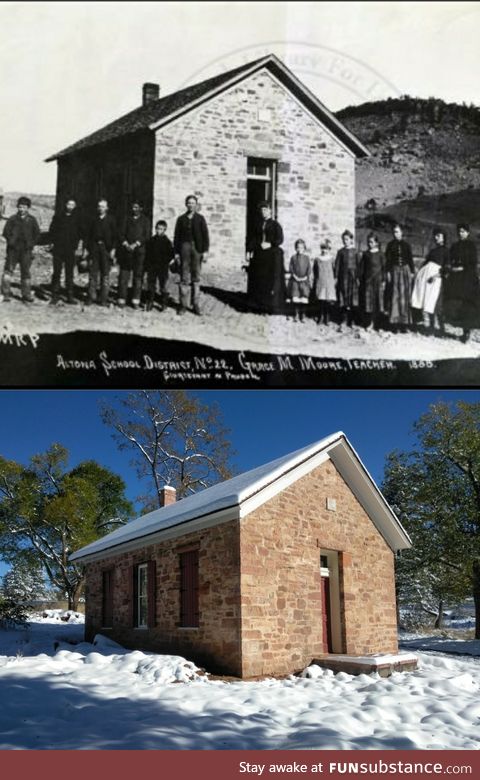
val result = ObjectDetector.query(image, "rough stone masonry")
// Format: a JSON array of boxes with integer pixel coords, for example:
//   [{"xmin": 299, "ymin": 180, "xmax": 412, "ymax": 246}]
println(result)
[{"xmin": 153, "ymin": 70, "xmax": 355, "ymax": 268}]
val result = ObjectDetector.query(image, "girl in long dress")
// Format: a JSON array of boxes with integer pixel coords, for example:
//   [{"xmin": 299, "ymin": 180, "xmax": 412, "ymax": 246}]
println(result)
[
  {"xmin": 410, "ymin": 227, "xmax": 447, "ymax": 334},
  {"xmin": 288, "ymin": 239, "xmax": 311, "ymax": 322},
  {"xmin": 442, "ymin": 223, "xmax": 480, "ymax": 343},
  {"xmin": 385, "ymin": 223, "xmax": 415, "ymax": 332},
  {"xmin": 313, "ymin": 239, "xmax": 336, "ymax": 325},
  {"xmin": 359, "ymin": 232, "xmax": 386, "ymax": 330},
  {"xmin": 334, "ymin": 229, "xmax": 360, "ymax": 329}
]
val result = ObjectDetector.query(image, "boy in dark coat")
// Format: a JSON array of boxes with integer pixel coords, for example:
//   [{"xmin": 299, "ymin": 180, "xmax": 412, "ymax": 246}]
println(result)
[
  {"xmin": 86, "ymin": 199, "xmax": 117, "ymax": 306},
  {"xmin": 173, "ymin": 195, "xmax": 209, "ymax": 315},
  {"xmin": 2, "ymin": 196, "xmax": 41, "ymax": 303},
  {"xmin": 48, "ymin": 197, "xmax": 84, "ymax": 304},
  {"xmin": 145, "ymin": 220, "xmax": 174, "ymax": 311},
  {"xmin": 118, "ymin": 200, "xmax": 151, "ymax": 308}
]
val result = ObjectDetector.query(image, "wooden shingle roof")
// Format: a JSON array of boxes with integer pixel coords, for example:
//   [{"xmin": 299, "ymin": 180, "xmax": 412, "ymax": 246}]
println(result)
[{"xmin": 46, "ymin": 54, "xmax": 369, "ymax": 161}]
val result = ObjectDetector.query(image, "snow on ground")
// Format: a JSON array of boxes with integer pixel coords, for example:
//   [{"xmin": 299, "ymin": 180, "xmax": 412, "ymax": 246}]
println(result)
[{"xmin": 0, "ymin": 613, "xmax": 479, "ymax": 750}]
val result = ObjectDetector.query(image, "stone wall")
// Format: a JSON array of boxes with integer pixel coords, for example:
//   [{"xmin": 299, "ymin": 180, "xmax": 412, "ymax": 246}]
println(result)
[
  {"xmin": 84, "ymin": 518, "xmax": 242, "ymax": 675},
  {"xmin": 83, "ymin": 457, "xmax": 397, "ymax": 679},
  {"xmin": 239, "ymin": 459, "xmax": 398, "ymax": 677},
  {"xmin": 153, "ymin": 68, "xmax": 355, "ymax": 268}
]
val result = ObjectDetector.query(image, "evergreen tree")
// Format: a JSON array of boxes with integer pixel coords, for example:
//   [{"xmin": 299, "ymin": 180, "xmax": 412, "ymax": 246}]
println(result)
[{"xmin": 1, "ymin": 556, "xmax": 49, "ymax": 605}]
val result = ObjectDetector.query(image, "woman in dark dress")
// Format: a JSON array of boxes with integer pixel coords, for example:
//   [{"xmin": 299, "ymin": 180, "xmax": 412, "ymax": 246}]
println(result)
[
  {"xmin": 359, "ymin": 232, "xmax": 386, "ymax": 330},
  {"xmin": 443, "ymin": 223, "xmax": 480, "ymax": 343},
  {"xmin": 246, "ymin": 202, "xmax": 285, "ymax": 312},
  {"xmin": 385, "ymin": 223, "xmax": 415, "ymax": 332}
]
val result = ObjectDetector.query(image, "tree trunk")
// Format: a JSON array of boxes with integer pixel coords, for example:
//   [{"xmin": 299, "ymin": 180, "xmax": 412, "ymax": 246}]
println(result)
[
  {"xmin": 434, "ymin": 599, "xmax": 444, "ymax": 629},
  {"xmin": 67, "ymin": 581, "xmax": 83, "ymax": 611},
  {"xmin": 473, "ymin": 559, "xmax": 480, "ymax": 640}
]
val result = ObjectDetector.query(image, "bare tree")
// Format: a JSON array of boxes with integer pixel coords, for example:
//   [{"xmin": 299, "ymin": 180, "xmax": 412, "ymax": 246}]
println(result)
[{"xmin": 99, "ymin": 391, "xmax": 236, "ymax": 510}]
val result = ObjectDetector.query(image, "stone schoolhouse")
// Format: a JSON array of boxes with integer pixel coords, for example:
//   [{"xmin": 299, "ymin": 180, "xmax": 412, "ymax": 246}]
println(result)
[
  {"xmin": 46, "ymin": 54, "xmax": 369, "ymax": 267},
  {"xmin": 70, "ymin": 432, "xmax": 410, "ymax": 678}
]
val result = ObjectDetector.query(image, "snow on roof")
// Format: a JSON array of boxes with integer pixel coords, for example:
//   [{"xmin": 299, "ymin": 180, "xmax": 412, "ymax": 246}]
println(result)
[{"xmin": 70, "ymin": 431, "xmax": 410, "ymax": 563}]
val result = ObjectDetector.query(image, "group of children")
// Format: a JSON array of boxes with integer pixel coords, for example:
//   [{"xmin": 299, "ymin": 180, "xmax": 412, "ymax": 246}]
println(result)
[{"xmin": 286, "ymin": 224, "xmax": 450, "ymax": 335}]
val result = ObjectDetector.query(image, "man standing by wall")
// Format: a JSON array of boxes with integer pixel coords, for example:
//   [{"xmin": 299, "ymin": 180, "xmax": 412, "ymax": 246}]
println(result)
[
  {"xmin": 1, "ymin": 196, "xmax": 41, "ymax": 303},
  {"xmin": 48, "ymin": 197, "xmax": 84, "ymax": 304},
  {"xmin": 86, "ymin": 199, "xmax": 117, "ymax": 306},
  {"xmin": 173, "ymin": 195, "xmax": 209, "ymax": 315},
  {"xmin": 118, "ymin": 200, "xmax": 151, "ymax": 308}
]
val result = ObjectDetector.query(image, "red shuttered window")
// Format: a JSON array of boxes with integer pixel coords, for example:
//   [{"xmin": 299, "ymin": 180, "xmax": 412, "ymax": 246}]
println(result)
[
  {"xmin": 102, "ymin": 569, "xmax": 113, "ymax": 628},
  {"xmin": 180, "ymin": 550, "xmax": 199, "ymax": 627}
]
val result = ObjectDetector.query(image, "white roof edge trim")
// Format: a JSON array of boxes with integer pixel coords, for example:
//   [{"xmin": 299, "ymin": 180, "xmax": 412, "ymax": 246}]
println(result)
[
  {"xmin": 69, "ymin": 431, "xmax": 344, "ymax": 563},
  {"xmin": 69, "ymin": 430, "xmax": 409, "ymax": 562},
  {"xmin": 328, "ymin": 441, "xmax": 411, "ymax": 551},
  {"xmin": 69, "ymin": 506, "xmax": 240, "ymax": 565},
  {"xmin": 239, "ymin": 450, "xmax": 331, "ymax": 519}
]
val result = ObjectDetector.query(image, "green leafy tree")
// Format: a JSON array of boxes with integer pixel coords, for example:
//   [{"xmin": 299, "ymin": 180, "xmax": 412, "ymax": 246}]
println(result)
[
  {"xmin": 0, "ymin": 444, "xmax": 133, "ymax": 609},
  {"xmin": 100, "ymin": 391, "xmax": 236, "ymax": 510},
  {"xmin": 382, "ymin": 402, "xmax": 480, "ymax": 636}
]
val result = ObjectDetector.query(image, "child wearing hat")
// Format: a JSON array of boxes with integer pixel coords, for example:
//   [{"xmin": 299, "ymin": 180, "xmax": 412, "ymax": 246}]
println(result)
[{"xmin": 1, "ymin": 196, "xmax": 41, "ymax": 303}]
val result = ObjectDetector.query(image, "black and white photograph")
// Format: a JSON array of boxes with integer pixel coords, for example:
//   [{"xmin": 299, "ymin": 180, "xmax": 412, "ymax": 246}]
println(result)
[{"xmin": 1, "ymin": 1, "xmax": 480, "ymax": 386}]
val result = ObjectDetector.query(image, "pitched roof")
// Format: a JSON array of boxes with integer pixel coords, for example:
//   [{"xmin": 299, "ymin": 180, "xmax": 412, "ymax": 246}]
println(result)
[
  {"xmin": 46, "ymin": 54, "xmax": 369, "ymax": 162},
  {"xmin": 70, "ymin": 432, "xmax": 410, "ymax": 564}
]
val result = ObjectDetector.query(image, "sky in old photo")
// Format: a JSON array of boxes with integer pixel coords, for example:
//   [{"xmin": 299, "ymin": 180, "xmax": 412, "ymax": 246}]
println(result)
[{"xmin": 0, "ymin": 1, "xmax": 479, "ymax": 193}]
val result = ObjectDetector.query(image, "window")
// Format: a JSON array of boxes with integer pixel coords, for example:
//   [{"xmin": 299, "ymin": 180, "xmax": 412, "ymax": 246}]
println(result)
[
  {"xmin": 246, "ymin": 156, "xmax": 278, "ymax": 244},
  {"xmin": 137, "ymin": 563, "xmax": 148, "ymax": 628},
  {"xmin": 131, "ymin": 560, "xmax": 156, "ymax": 629},
  {"xmin": 180, "ymin": 550, "xmax": 199, "ymax": 628},
  {"xmin": 102, "ymin": 569, "xmax": 113, "ymax": 628}
]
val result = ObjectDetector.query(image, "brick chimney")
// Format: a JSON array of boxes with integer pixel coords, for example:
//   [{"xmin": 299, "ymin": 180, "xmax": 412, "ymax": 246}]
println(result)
[
  {"xmin": 159, "ymin": 485, "xmax": 176, "ymax": 507},
  {"xmin": 142, "ymin": 82, "xmax": 160, "ymax": 106}
]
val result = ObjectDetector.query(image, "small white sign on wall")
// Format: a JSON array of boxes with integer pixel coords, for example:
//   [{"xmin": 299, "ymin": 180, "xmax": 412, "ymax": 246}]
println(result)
[
  {"xmin": 326, "ymin": 497, "xmax": 337, "ymax": 511},
  {"xmin": 258, "ymin": 108, "xmax": 272, "ymax": 122}
]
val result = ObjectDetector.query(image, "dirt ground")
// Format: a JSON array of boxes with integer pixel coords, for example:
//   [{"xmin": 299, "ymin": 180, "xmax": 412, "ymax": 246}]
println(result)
[{"xmin": 1, "ymin": 244, "xmax": 480, "ymax": 363}]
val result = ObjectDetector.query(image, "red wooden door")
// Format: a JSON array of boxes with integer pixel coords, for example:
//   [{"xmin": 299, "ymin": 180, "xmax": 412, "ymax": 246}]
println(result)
[{"xmin": 321, "ymin": 575, "xmax": 333, "ymax": 653}]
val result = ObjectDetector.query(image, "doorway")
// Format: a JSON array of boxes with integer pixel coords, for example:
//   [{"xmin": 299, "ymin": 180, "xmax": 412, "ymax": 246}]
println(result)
[
  {"xmin": 246, "ymin": 157, "xmax": 277, "ymax": 248},
  {"xmin": 319, "ymin": 550, "xmax": 343, "ymax": 654}
]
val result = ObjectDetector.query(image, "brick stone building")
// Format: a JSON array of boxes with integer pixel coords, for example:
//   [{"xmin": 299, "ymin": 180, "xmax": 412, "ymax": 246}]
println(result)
[
  {"xmin": 46, "ymin": 54, "xmax": 369, "ymax": 268},
  {"xmin": 71, "ymin": 432, "xmax": 410, "ymax": 678}
]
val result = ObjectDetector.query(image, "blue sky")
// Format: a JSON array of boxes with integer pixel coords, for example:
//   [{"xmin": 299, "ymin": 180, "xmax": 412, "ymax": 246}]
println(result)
[{"xmin": 1, "ymin": 389, "xmax": 479, "ymax": 576}]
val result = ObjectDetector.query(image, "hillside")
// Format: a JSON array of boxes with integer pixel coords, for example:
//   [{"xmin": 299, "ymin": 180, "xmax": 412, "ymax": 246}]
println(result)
[
  {"xmin": 338, "ymin": 96, "xmax": 480, "ymax": 207},
  {"xmin": 337, "ymin": 96, "xmax": 480, "ymax": 254}
]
